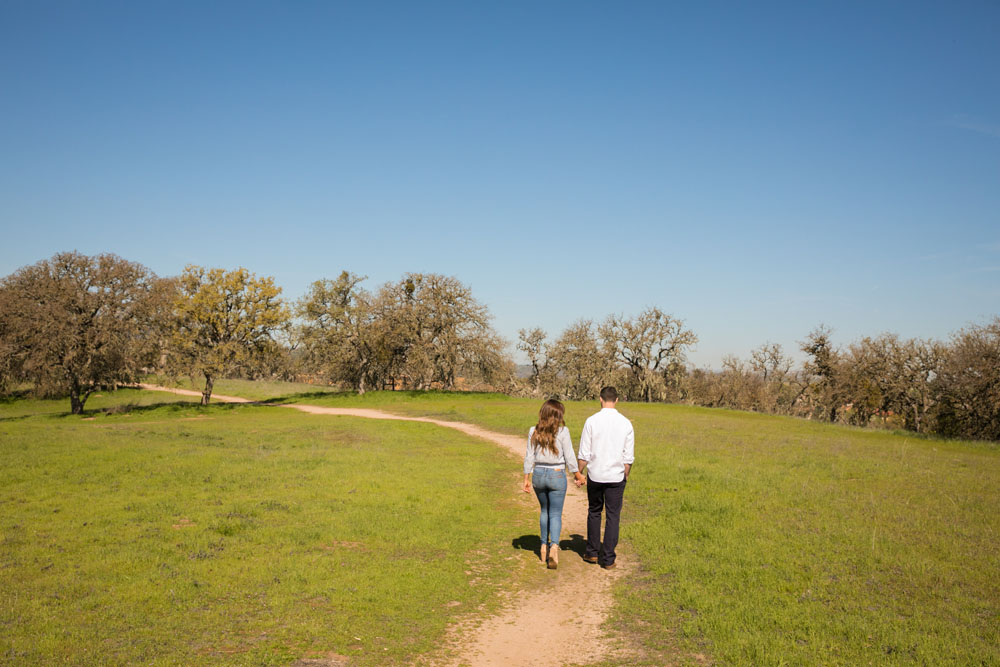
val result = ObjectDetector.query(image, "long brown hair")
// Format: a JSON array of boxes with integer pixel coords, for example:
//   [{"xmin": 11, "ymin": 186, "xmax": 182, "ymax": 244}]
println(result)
[{"xmin": 531, "ymin": 399, "xmax": 565, "ymax": 456}]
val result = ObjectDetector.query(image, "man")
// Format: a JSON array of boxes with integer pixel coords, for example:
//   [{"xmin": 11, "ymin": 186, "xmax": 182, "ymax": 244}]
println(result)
[{"xmin": 576, "ymin": 386, "xmax": 634, "ymax": 570}]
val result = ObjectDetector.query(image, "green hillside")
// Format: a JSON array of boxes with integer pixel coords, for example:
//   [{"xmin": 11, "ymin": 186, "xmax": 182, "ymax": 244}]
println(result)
[
  {"xmin": 283, "ymin": 388, "xmax": 1000, "ymax": 664},
  {"xmin": 3, "ymin": 383, "xmax": 997, "ymax": 665}
]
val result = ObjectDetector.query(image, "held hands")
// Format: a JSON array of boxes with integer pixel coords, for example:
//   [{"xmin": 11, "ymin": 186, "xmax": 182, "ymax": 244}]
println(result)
[{"xmin": 573, "ymin": 472, "xmax": 586, "ymax": 487}]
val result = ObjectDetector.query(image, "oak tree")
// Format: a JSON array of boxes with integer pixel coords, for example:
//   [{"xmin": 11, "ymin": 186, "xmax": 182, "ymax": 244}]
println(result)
[
  {"xmin": 935, "ymin": 317, "xmax": 1000, "ymax": 441},
  {"xmin": 391, "ymin": 273, "xmax": 505, "ymax": 390},
  {"xmin": 544, "ymin": 319, "xmax": 610, "ymax": 400},
  {"xmin": 0, "ymin": 252, "xmax": 165, "ymax": 413},
  {"xmin": 298, "ymin": 272, "xmax": 510, "ymax": 393},
  {"xmin": 170, "ymin": 265, "xmax": 289, "ymax": 404},
  {"xmin": 599, "ymin": 307, "xmax": 698, "ymax": 402},
  {"xmin": 297, "ymin": 271, "xmax": 381, "ymax": 393}
]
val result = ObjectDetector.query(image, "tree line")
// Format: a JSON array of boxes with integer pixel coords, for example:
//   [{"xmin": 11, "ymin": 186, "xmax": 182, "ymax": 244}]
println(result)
[
  {"xmin": 1, "ymin": 251, "xmax": 997, "ymax": 442},
  {"xmin": 0, "ymin": 252, "xmax": 510, "ymax": 411},
  {"xmin": 683, "ymin": 324, "xmax": 999, "ymax": 442}
]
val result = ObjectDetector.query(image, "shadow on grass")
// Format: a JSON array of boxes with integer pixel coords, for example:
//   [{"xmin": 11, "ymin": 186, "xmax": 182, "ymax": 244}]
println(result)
[
  {"xmin": 0, "ymin": 414, "xmax": 37, "ymax": 423},
  {"xmin": 92, "ymin": 401, "xmax": 253, "ymax": 417},
  {"xmin": 4, "ymin": 385, "xmax": 515, "ymax": 422},
  {"xmin": 0, "ymin": 389, "xmax": 33, "ymax": 404},
  {"xmin": 512, "ymin": 534, "xmax": 541, "ymax": 555},
  {"xmin": 512, "ymin": 533, "xmax": 587, "ymax": 558},
  {"xmin": 258, "ymin": 389, "xmax": 513, "ymax": 404},
  {"xmin": 0, "ymin": 400, "xmax": 260, "ymax": 422},
  {"xmin": 259, "ymin": 391, "xmax": 355, "ymax": 404}
]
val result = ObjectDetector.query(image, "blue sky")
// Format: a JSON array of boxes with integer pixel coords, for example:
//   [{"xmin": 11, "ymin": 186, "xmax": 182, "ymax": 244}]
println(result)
[{"xmin": 2, "ymin": 1, "xmax": 998, "ymax": 367}]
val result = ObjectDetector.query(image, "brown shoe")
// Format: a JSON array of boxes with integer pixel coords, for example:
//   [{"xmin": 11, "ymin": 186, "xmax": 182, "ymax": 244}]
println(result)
[
  {"xmin": 600, "ymin": 562, "xmax": 617, "ymax": 570},
  {"xmin": 547, "ymin": 546, "xmax": 559, "ymax": 570},
  {"xmin": 582, "ymin": 555, "xmax": 598, "ymax": 564}
]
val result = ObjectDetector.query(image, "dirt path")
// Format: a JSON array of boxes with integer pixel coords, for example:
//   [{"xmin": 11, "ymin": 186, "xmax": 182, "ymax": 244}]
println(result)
[{"xmin": 138, "ymin": 385, "xmax": 631, "ymax": 666}]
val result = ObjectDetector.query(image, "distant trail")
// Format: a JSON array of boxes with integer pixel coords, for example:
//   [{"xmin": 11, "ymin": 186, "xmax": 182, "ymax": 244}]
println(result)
[
  {"xmin": 137, "ymin": 385, "xmax": 256, "ymax": 404},
  {"xmin": 139, "ymin": 384, "xmax": 631, "ymax": 666}
]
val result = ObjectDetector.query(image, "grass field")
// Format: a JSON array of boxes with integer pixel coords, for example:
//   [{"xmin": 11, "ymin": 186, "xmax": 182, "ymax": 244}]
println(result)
[
  {"xmin": 0, "ymin": 386, "xmax": 202, "ymax": 420},
  {"xmin": 275, "ymin": 389, "xmax": 1000, "ymax": 665},
  {"xmin": 0, "ymin": 390, "xmax": 530, "ymax": 665},
  {"xmin": 3, "ymin": 383, "xmax": 998, "ymax": 665},
  {"xmin": 143, "ymin": 375, "xmax": 343, "ymax": 402}
]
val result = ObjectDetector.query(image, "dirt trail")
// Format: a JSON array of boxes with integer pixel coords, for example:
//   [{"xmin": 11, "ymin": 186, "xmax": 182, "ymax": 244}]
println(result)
[{"xmin": 138, "ymin": 384, "xmax": 630, "ymax": 666}]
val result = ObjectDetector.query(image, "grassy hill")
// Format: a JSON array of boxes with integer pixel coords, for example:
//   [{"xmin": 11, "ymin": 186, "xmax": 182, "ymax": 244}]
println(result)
[
  {"xmin": 0, "ymin": 389, "xmax": 529, "ymax": 665},
  {"xmin": 3, "ymin": 381, "xmax": 998, "ymax": 664},
  {"xmin": 270, "ymin": 387, "xmax": 1000, "ymax": 664}
]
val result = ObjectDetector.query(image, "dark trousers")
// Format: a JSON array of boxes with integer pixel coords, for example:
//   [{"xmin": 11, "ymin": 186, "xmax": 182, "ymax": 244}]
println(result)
[{"xmin": 585, "ymin": 476, "xmax": 626, "ymax": 566}]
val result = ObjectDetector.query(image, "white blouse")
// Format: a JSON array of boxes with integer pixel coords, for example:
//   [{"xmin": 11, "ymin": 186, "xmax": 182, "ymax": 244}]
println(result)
[{"xmin": 523, "ymin": 426, "xmax": 579, "ymax": 474}]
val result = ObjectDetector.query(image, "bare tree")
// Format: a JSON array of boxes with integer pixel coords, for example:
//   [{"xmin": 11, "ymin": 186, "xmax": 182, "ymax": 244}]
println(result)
[
  {"xmin": 821, "ymin": 333, "xmax": 941, "ymax": 431},
  {"xmin": 840, "ymin": 336, "xmax": 894, "ymax": 426},
  {"xmin": 170, "ymin": 265, "xmax": 289, "ymax": 404},
  {"xmin": 748, "ymin": 342, "xmax": 795, "ymax": 412},
  {"xmin": 0, "ymin": 307, "xmax": 16, "ymax": 394},
  {"xmin": 897, "ymin": 338, "xmax": 943, "ymax": 433},
  {"xmin": 800, "ymin": 325, "xmax": 841, "ymax": 422},
  {"xmin": 0, "ymin": 252, "xmax": 165, "ymax": 413},
  {"xmin": 719, "ymin": 354, "xmax": 762, "ymax": 410},
  {"xmin": 543, "ymin": 319, "xmax": 610, "ymax": 400},
  {"xmin": 517, "ymin": 327, "xmax": 547, "ymax": 393},
  {"xmin": 599, "ymin": 307, "xmax": 698, "ymax": 402},
  {"xmin": 935, "ymin": 317, "xmax": 1000, "ymax": 441},
  {"xmin": 683, "ymin": 342, "xmax": 799, "ymax": 414},
  {"xmin": 749, "ymin": 342, "xmax": 792, "ymax": 384}
]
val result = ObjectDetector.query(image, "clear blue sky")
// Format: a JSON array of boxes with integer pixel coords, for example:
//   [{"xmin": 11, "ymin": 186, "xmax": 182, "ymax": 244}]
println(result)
[{"xmin": 2, "ymin": 1, "xmax": 998, "ymax": 367}]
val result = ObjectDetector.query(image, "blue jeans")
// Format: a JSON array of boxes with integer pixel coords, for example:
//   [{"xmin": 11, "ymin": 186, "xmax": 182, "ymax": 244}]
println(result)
[{"xmin": 532, "ymin": 467, "xmax": 567, "ymax": 548}]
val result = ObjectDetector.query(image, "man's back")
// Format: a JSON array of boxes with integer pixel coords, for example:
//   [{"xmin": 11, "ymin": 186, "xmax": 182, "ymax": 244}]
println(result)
[{"xmin": 578, "ymin": 407, "xmax": 634, "ymax": 483}]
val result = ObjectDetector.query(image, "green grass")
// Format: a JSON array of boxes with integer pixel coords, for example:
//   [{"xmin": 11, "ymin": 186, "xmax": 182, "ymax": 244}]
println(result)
[
  {"xmin": 259, "ymin": 385, "xmax": 1000, "ymax": 665},
  {"xmin": 144, "ymin": 375, "xmax": 342, "ymax": 402},
  {"xmin": 0, "ymin": 387, "xmax": 201, "ymax": 420},
  {"xmin": 269, "ymin": 389, "xmax": 531, "ymax": 433},
  {"xmin": 8, "ymin": 380, "xmax": 998, "ymax": 664},
  {"xmin": 616, "ymin": 405, "xmax": 1000, "ymax": 665},
  {"xmin": 0, "ymin": 392, "xmax": 530, "ymax": 665}
]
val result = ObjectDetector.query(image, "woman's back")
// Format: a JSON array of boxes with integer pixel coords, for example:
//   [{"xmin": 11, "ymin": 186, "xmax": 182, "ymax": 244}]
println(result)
[{"xmin": 526, "ymin": 425, "xmax": 574, "ymax": 468}]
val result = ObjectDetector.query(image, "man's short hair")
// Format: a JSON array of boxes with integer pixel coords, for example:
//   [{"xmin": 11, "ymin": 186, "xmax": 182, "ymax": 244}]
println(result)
[{"xmin": 600, "ymin": 386, "xmax": 618, "ymax": 402}]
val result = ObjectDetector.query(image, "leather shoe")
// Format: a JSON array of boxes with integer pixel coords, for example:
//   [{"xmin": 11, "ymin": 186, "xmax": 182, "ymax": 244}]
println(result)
[
  {"xmin": 600, "ymin": 562, "xmax": 617, "ymax": 570},
  {"xmin": 582, "ymin": 555, "xmax": 598, "ymax": 564}
]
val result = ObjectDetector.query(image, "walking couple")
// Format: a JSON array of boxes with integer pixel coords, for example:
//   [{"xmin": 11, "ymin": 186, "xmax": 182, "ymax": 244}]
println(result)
[{"xmin": 521, "ymin": 386, "xmax": 634, "ymax": 570}]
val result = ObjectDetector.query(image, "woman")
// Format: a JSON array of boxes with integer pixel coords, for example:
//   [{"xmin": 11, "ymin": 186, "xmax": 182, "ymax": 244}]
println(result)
[{"xmin": 522, "ymin": 399, "xmax": 585, "ymax": 569}]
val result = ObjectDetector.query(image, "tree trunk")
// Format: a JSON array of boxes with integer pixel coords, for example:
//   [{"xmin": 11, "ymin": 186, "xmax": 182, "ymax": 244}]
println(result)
[
  {"xmin": 69, "ymin": 379, "xmax": 89, "ymax": 414},
  {"xmin": 202, "ymin": 373, "xmax": 214, "ymax": 405},
  {"xmin": 70, "ymin": 388, "xmax": 84, "ymax": 415}
]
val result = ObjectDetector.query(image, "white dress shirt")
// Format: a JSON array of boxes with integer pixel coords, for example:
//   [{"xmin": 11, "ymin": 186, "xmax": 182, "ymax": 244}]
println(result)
[{"xmin": 578, "ymin": 407, "xmax": 634, "ymax": 483}]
